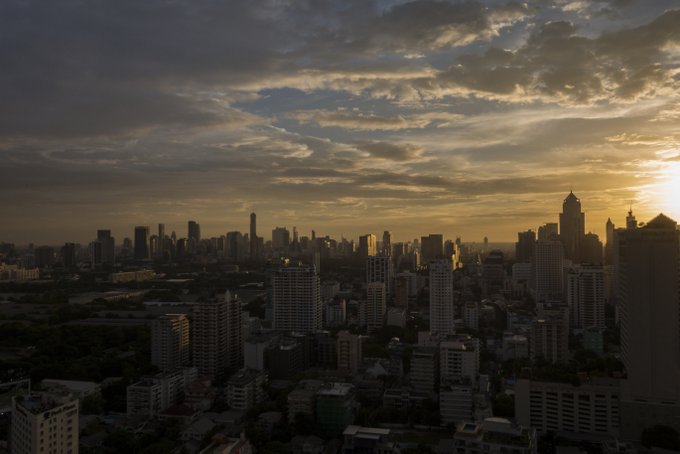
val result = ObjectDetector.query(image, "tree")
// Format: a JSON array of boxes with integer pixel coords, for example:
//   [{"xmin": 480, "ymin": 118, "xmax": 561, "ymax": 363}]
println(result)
[{"xmin": 492, "ymin": 393, "xmax": 514, "ymax": 418}]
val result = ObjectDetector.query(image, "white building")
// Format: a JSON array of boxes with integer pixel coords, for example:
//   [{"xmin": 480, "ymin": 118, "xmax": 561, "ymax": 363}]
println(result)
[
  {"xmin": 126, "ymin": 367, "xmax": 197, "ymax": 418},
  {"xmin": 11, "ymin": 393, "xmax": 79, "ymax": 454},
  {"xmin": 440, "ymin": 381, "xmax": 474, "ymax": 425},
  {"xmin": 440, "ymin": 336, "xmax": 479, "ymax": 386},
  {"xmin": 515, "ymin": 377, "xmax": 620, "ymax": 437},
  {"xmin": 272, "ymin": 265, "xmax": 321, "ymax": 333},
  {"xmin": 429, "ymin": 259, "xmax": 455, "ymax": 335}
]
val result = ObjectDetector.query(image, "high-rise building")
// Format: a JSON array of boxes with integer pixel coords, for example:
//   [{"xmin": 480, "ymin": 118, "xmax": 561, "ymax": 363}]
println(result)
[
  {"xmin": 581, "ymin": 232, "xmax": 603, "ymax": 264},
  {"xmin": 61, "ymin": 242, "xmax": 77, "ymax": 269},
  {"xmin": 152, "ymin": 314, "xmax": 190, "ymax": 372},
  {"xmin": 440, "ymin": 336, "xmax": 479, "ymax": 385},
  {"xmin": 537, "ymin": 222, "xmax": 559, "ymax": 241},
  {"xmin": 364, "ymin": 282, "xmax": 386, "ymax": 333},
  {"xmin": 11, "ymin": 393, "xmax": 79, "ymax": 454},
  {"xmin": 382, "ymin": 231, "xmax": 392, "ymax": 256},
  {"xmin": 616, "ymin": 214, "xmax": 680, "ymax": 434},
  {"xmin": 567, "ymin": 265, "xmax": 606, "ymax": 329},
  {"xmin": 157, "ymin": 224, "xmax": 165, "ymax": 257},
  {"xmin": 410, "ymin": 347, "xmax": 439, "ymax": 396},
  {"xmin": 272, "ymin": 265, "xmax": 321, "ymax": 332},
  {"xmin": 559, "ymin": 191, "xmax": 585, "ymax": 262},
  {"xmin": 530, "ymin": 316, "xmax": 569, "ymax": 364},
  {"xmin": 604, "ymin": 218, "xmax": 615, "ymax": 265},
  {"xmin": 358, "ymin": 234, "xmax": 377, "ymax": 259},
  {"xmin": 429, "ymin": 259, "xmax": 455, "ymax": 335},
  {"xmin": 337, "ymin": 331, "xmax": 362, "ymax": 375},
  {"xmin": 366, "ymin": 255, "xmax": 394, "ymax": 295},
  {"xmin": 188, "ymin": 220, "xmax": 201, "ymax": 243},
  {"xmin": 533, "ymin": 239, "xmax": 564, "ymax": 302},
  {"xmin": 272, "ymin": 227, "xmax": 290, "ymax": 252},
  {"xmin": 421, "ymin": 234, "xmax": 444, "ymax": 262},
  {"xmin": 134, "ymin": 226, "xmax": 150, "ymax": 260},
  {"xmin": 96, "ymin": 229, "xmax": 115, "ymax": 265},
  {"xmin": 34, "ymin": 246, "xmax": 55, "ymax": 268},
  {"xmin": 192, "ymin": 293, "xmax": 243, "ymax": 380},
  {"xmin": 516, "ymin": 230, "xmax": 536, "ymax": 262},
  {"xmin": 250, "ymin": 212, "xmax": 258, "ymax": 260}
]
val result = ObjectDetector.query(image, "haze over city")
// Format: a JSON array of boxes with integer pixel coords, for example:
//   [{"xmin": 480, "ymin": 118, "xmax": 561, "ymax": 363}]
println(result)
[{"xmin": 3, "ymin": 0, "xmax": 680, "ymax": 244}]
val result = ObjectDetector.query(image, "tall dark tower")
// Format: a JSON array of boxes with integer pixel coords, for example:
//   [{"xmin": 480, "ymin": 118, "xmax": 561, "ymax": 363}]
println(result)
[
  {"xmin": 250, "ymin": 212, "xmax": 258, "ymax": 261},
  {"xmin": 134, "ymin": 226, "xmax": 150, "ymax": 260},
  {"xmin": 559, "ymin": 191, "xmax": 585, "ymax": 262}
]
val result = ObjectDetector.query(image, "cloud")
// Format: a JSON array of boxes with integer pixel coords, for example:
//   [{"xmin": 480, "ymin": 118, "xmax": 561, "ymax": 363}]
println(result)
[
  {"xmin": 355, "ymin": 142, "xmax": 425, "ymax": 161},
  {"xmin": 288, "ymin": 110, "xmax": 463, "ymax": 130}
]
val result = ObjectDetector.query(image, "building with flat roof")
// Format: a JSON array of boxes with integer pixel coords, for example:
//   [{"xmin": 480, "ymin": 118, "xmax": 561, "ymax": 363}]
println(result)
[
  {"xmin": 315, "ymin": 383, "xmax": 355, "ymax": 437},
  {"xmin": 152, "ymin": 314, "xmax": 190, "ymax": 372},
  {"xmin": 11, "ymin": 393, "xmax": 79, "ymax": 454},
  {"xmin": 226, "ymin": 369, "xmax": 267, "ymax": 411},
  {"xmin": 453, "ymin": 417, "xmax": 537, "ymax": 454},
  {"xmin": 342, "ymin": 425, "xmax": 398, "ymax": 454}
]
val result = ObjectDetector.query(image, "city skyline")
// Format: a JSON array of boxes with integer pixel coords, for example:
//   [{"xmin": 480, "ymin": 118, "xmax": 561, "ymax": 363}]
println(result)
[{"xmin": 3, "ymin": 1, "xmax": 680, "ymax": 243}]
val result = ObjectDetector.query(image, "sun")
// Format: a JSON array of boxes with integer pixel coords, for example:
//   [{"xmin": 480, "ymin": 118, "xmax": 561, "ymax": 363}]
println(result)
[{"xmin": 654, "ymin": 161, "xmax": 680, "ymax": 221}]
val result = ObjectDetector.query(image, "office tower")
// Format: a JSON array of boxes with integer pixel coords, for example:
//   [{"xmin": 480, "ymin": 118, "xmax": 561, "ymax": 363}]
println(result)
[
  {"xmin": 421, "ymin": 234, "xmax": 444, "ymax": 262},
  {"xmin": 533, "ymin": 239, "xmax": 564, "ymax": 302},
  {"xmin": 537, "ymin": 222, "xmax": 559, "ymax": 241},
  {"xmin": 605, "ymin": 218, "xmax": 615, "ymax": 265},
  {"xmin": 530, "ymin": 316, "xmax": 569, "ymax": 364},
  {"xmin": 272, "ymin": 226, "xmax": 290, "ymax": 251},
  {"xmin": 188, "ymin": 220, "xmax": 201, "ymax": 243},
  {"xmin": 272, "ymin": 265, "xmax": 321, "ymax": 332},
  {"xmin": 152, "ymin": 314, "xmax": 190, "ymax": 372},
  {"xmin": 364, "ymin": 282, "xmax": 386, "ymax": 333},
  {"xmin": 61, "ymin": 242, "xmax": 77, "ymax": 269},
  {"xmin": 382, "ymin": 230, "xmax": 392, "ymax": 256},
  {"xmin": 581, "ymin": 232, "xmax": 603, "ymax": 264},
  {"xmin": 481, "ymin": 250, "xmax": 505, "ymax": 296},
  {"xmin": 440, "ymin": 336, "xmax": 480, "ymax": 385},
  {"xmin": 157, "ymin": 224, "xmax": 165, "ymax": 256},
  {"xmin": 617, "ymin": 214, "xmax": 680, "ymax": 434},
  {"xmin": 337, "ymin": 330, "xmax": 362, "ymax": 375},
  {"xmin": 134, "ymin": 226, "xmax": 150, "ymax": 260},
  {"xmin": 559, "ymin": 191, "xmax": 585, "ymax": 262},
  {"xmin": 11, "ymin": 393, "xmax": 79, "ymax": 454},
  {"xmin": 515, "ymin": 230, "xmax": 536, "ymax": 262},
  {"xmin": 429, "ymin": 259, "xmax": 455, "ymax": 335},
  {"xmin": 463, "ymin": 302, "xmax": 479, "ymax": 331},
  {"xmin": 395, "ymin": 275, "xmax": 409, "ymax": 308},
  {"xmin": 192, "ymin": 294, "xmax": 243, "ymax": 379},
  {"xmin": 358, "ymin": 234, "xmax": 377, "ymax": 259},
  {"xmin": 96, "ymin": 229, "xmax": 115, "ymax": 265},
  {"xmin": 34, "ymin": 246, "xmax": 55, "ymax": 268},
  {"xmin": 226, "ymin": 231, "xmax": 247, "ymax": 262},
  {"xmin": 567, "ymin": 265, "xmax": 606, "ymax": 329},
  {"xmin": 366, "ymin": 255, "xmax": 394, "ymax": 295},
  {"xmin": 250, "ymin": 212, "xmax": 258, "ymax": 260}
]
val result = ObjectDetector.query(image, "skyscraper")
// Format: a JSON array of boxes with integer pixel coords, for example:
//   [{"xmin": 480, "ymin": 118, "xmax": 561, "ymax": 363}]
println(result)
[
  {"xmin": 515, "ymin": 230, "xmax": 536, "ymax": 262},
  {"xmin": 559, "ymin": 191, "xmax": 585, "ymax": 262},
  {"xmin": 272, "ymin": 227, "xmax": 291, "ymax": 252},
  {"xmin": 192, "ymin": 293, "xmax": 243, "ymax": 380},
  {"xmin": 250, "ymin": 212, "xmax": 258, "ymax": 260},
  {"xmin": 421, "ymin": 234, "xmax": 444, "ymax": 262},
  {"xmin": 537, "ymin": 222, "xmax": 559, "ymax": 241},
  {"xmin": 358, "ymin": 234, "xmax": 377, "ymax": 259},
  {"xmin": 429, "ymin": 259, "xmax": 455, "ymax": 335},
  {"xmin": 567, "ymin": 265, "xmax": 606, "ymax": 329},
  {"xmin": 366, "ymin": 255, "xmax": 394, "ymax": 295},
  {"xmin": 134, "ymin": 226, "xmax": 150, "ymax": 260},
  {"xmin": 272, "ymin": 265, "xmax": 321, "ymax": 332},
  {"xmin": 617, "ymin": 214, "xmax": 680, "ymax": 434},
  {"xmin": 533, "ymin": 239, "xmax": 564, "ymax": 302},
  {"xmin": 158, "ymin": 223, "xmax": 165, "ymax": 257},
  {"xmin": 97, "ymin": 229, "xmax": 115, "ymax": 265},
  {"xmin": 188, "ymin": 220, "xmax": 201, "ymax": 243},
  {"xmin": 152, "ymin": 314, "xmax": 190, "ymax": 372},
  {"xmin": 364, "ymin": 282, "xmax": 386, "ymax": 333},
  {"xmin": 382, "ymin": 230, "xmax": 392, "ymax": 256},
  {"xmin": 604, "ymin": 218, "xmax": 615, "ymax": 265}
]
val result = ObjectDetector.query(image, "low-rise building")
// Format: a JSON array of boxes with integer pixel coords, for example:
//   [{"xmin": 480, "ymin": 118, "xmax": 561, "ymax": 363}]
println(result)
[
  {"xmin": 126, "ymin": 367, "xmax": 197, "ymax": 418},
  {"xmin": 226, "ymin": 369, "xmax": 267, "ymax": 411},
  {"xmin": 453, "ymin": 418, "xmax": 537, "ymax": 454},
  {"xmin": 315, "ymin": 383, "xmax": 355, "ymax": 437},
  {"xmin": 342, "ymin": 425, "xmax": 399, "ymax": 454}
]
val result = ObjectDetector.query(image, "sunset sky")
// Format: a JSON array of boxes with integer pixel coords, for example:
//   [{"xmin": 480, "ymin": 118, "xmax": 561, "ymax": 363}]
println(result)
[{"xmin": 2, "ymin": 0, "xmax": 680, "ymax": 244}]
